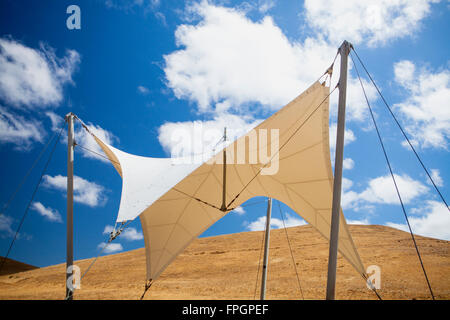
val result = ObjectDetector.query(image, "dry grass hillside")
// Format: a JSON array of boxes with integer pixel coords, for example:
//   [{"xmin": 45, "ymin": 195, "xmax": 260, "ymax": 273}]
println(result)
[
  {"xmin": 0, "ymin": 225, "xmax": 449, "ymax": 300},
  {"xmin": 0, "ymin": 257, "xmax": 37, "ymax": 276}
]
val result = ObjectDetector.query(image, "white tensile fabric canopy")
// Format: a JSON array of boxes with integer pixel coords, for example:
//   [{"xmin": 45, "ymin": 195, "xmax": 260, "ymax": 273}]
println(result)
[{"xmin": 92, "ymin": 81, "xmax": 365, "ymax": 282}]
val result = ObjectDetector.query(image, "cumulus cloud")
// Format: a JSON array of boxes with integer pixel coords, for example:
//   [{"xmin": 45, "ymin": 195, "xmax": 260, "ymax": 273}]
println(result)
[
  {"xmin": 74, "ymin": 122, "xmax": 117, "ymax": 163},
  {"xmin": 343, "ymin": 158, "xmax": 355, "ymax": 170},
  {"xmin": 0, "ymin": 107, "xmax": 44, "ymax": 149},
  {"xmin": 103, "ymin": 225, "xmax": 115, "ymax": 235},
  {"xmin": 258, "ymin": 0, "xmax": 275, "ymax": 13},
  {"xmin": 339, "ymin": 76, "xmax": 378, "ymax": 122},
  {"xmin": 164, "ymin": 2, "xmax": 336, "ymax": 114},
  {"xmin": 43, "ymin": 174, "xmax": 107, "ymax": 207},
  {"xmin": 359, "ymin": 174, "xmax": 428, "ymax": 204},
  {"xmin": 0, "ymin": 37, "xmax": 80, "ymax": 108},
  {"xmin": 31, "ymin": 202, "xmax": 62, "ymax": 223},
  {"xmin": 393, "ymin": 60, "xmax": 450, "ymax": 149},
  {"xmin": 137, "ymin": 85, "xmax": 150, "ymax": 95},
  {"xmin": 0, "ymin": 37, "xmax": 79, "ymax": 149},
  {"xmin": 233, "ymin": 206, "xmax": 245, "ymax": 215},
  {"xmin": 121, "ymin": 228, "xmax": 144, "ymax": 240},
  {"xmin": 0, "ymin": 213, "xmax": 31, "ymax": 240},
  {"xmin": 160, "ymin": 2, "xmax": 380, "ymax": 158},
  {"xmin": 386, "ymin": 201, "xmax": 450, "ymax": 240},
  {"xmin": 329, "ymin": 122, "xmax": 356, "ymax": 152},
  {"xmin": 429, "ymin": 169, "xmax": 444, "ymax": 187},
  {"xmin": 304, "ymin": 0, "xmax": 441, "ymax": 47},
  {"xmin": 45, "ymin": 111, "xmax": 64, "ymax": 132},
  {"xmin": 0, "ymin": 213, "xmax": 15, "ymax": 238},
  {"xmin": 245, "ymin": 213, "xmax": 306, "ymax": 231},
  {"xmin": 342, "ymin": 174, "xmax": 428, "ymax": 211},
  {"xmin": 97, "ymin": 241, "xmax": 123, "ymax": 254},
  {"xmin": 346, "ymin": 218, "xmax": 370, "ymax": 225}
]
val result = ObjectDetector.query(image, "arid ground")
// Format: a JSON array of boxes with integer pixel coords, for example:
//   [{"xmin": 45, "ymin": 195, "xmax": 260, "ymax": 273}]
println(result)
[{"xmin": 0, "ymin": 225, "xmax": 449, "ymax": 300}]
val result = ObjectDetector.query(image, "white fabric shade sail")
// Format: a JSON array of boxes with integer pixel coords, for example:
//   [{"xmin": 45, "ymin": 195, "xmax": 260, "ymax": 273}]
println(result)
[{"xmin": 91, "ymin": 81, "xmax": 366, "ymax": 281}]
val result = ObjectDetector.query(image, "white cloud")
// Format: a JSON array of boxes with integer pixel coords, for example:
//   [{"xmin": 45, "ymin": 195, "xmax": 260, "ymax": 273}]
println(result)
[
  {"xmin": 329, "ymin": 123, "xmax": 356, "ymax": 151},
  {"xmin": 31, "ymin": 202, "xmax": 62, "ymax": 223},
  {"xmin": 342, "ymin": 177, "xmax": 353, "ymax": 191},
  {"xmin": 360, "ymin": 174, "xmax": 428, "ymax": 205},
  {"xmin": 43, "ymin": 174, "xmax": 107, "ymax": 207},
  {"xmin": 304, "ymin": 0, "xmax": 441, "ymax": 47},
  {"xmin": 429, "ymin": 169, "xmax": 444, "ymax": 187},
  {"xmin": 329, "ymin": 123, "xmax": 357, "ymax": 162},
  {"xmin": 158, "ymin": 112, "xmax": 262, "ymax": 157},
  {"xmin": 103, "ymin": 225, "xmax": 114, "ymax": 235},
  {"xmin": 121, "ymin": 227, "xmax": 144, "ymax": 240},
  {"xmin": 233, "ymin": 206, "xmax": 245, "ymax": 215},
  {"xmin": 164, "ymin": 2, "xmax": 336, "ymax": 114},
  {"xmin": 137, "ymin": 85, "xmax": 150, "ymax": 95},
  {"xmin": 386, "ymin": 201, "xmax": 450, "ymax": 240},
  {"xmin": 0, "ymin": 213, "xmax": 31, "ymax": 240},
  {"xmin": 160, "ymin": 1, "xmax": 382, "ymax": 171},
  {"xmin": 341, "ymin": 189, "xmax": 360, "ymax": 210},
  {"xmin": 246, "ymin": 213, "xmax": 306, "ymax": 231},
  {"xmin": 0, "ymin": 213, "xmax": 14, "ymax": 238},
  {"xmin": 342, "ymin": 174, "xmax": 428, "ymax": 211},
  {"xmin": 45, "ymin": 111, "xmax": 64, "ymax": 132},
  {"xmin": 347, "ymin": 218, "xmax": 370, "ymax": 225},
  {"xmin": 0, "ymin": 37, "xmax": 80, "ymax": 108},
  {"xmin": 394, "ymin": 60, "xmax": 450, "ymax": 149},
  {"xmin": 258, "ymin": 0, "xmax": 275, "ymax": 13},
  {"xmin": 394, "ymin": 60, "xmax": 416, "ymax": 89},
  {"xmin": 0, "ymin": 107, "xmax": 44, "ymax": 149},
  {"xmin": 343, "ymin": 158, "xmax": 355, "ymax": 170},
  {"xmin": 75, "ymin": 122, "xmax": 117, "ymax": 163},
  {"xmin": 341, "ymin": 76, "xmax": 378, "ymax": 122},
  {"xmin": 97, "ymin": 241, "xmax": 123, "ymax": 254}
]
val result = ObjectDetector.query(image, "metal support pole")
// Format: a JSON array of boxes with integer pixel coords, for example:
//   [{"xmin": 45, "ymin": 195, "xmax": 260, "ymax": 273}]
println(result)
[
  {"xmin": 260, "ymin": 197, "xmax": 272, "ymax": 300},
  {"xmin": 65, "ymin": 112, "xmax": 74, "ymax": 300},
  {"xmin": 220, "ymin": 127, "xmax": 227, "ymax": 211},
  {"xmin": 326, "ymin": 40, "xmax": 350, "ymax": 300}
]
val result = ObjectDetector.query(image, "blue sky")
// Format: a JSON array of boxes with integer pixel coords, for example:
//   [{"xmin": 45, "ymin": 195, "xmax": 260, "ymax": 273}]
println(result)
[{"xmin": 0, "ymin": 0, "xmax": 449, "ymax": 268}]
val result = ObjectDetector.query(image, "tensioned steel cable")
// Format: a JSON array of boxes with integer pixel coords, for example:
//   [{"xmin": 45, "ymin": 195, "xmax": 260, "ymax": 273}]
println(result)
[
  {"xmin": 80, "ymin": 221, "xmax": 132, "ymax": 281},
  {"xmin": 74, "ymin": 143, "xmax": 120, "ymax": 165},
  {"xmin": 276, "ymin": 200, "xmax": 304, "ymax": 300},
  {"xmin": 350, "ymin": 50, "xmax": 435, "ymax": 300},
  {"xmin": 0, "ymin": 127, "xmax": 62, "ymax": 216},
  {"xmin": 361, "ymin": 273, "xmax": 383, "ymax": 300},
  {"xmin": 227, "ymin": 85, "xmax": 338, "ymax": 209},
  {"xmin": 0, "ymin": 126, "xmax": 64, "ymax": 274},
  {"xmin": 351, "ymin": 47, "xmax": 449, "ymax": 213},
  {"xmin": 65, "ymin": 220, "xmax": 134, "ymax": 300}
]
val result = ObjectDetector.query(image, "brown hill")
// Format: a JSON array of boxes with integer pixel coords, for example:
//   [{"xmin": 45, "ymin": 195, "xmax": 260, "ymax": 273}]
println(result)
[
  {"xmin": 0, "ymin": 257, "xmax": 37, "ymax": 276},
  {"xmin": 0, "ymin": 225, "xmax": 449, "ymax": 300}
]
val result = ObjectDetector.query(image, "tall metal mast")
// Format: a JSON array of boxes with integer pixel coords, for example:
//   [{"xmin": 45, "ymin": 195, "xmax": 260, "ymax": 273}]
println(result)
[
  {"xmin": 326, "ymin": 40, "xmax": 350, "ymax": 300},
  {"xmin": 260, "ymin": 197, "xmax": 272, "ymax": 300},
  {"xmin": 220, "ymin": 127, "xmax": 227, "ymax": 211},
  {"xmin": 65, "ymin": 112, "xmax": 75, "ymax": 300}
]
